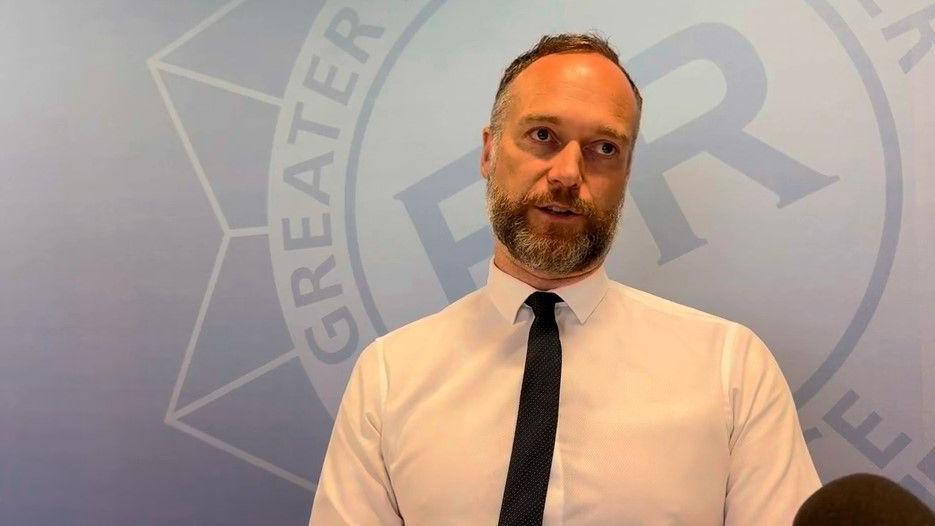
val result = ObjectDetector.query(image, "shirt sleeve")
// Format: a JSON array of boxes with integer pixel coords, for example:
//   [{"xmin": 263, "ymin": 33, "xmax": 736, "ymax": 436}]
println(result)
[
  {"xmin": 309, "ymin": 339, "xmax": 402, "ymax": 526},
  {"xmin": 722, "ymin": 324, "xmax": 822, "ymax": 526}
]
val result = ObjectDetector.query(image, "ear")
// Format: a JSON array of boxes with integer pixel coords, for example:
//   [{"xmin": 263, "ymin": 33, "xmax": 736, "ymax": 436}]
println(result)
[{"xmin": 481, "ymin": 126, "xmax": 493, "ymax": 180}]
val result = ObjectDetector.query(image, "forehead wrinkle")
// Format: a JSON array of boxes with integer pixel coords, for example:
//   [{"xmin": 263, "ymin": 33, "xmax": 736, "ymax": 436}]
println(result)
[
  {"xmin": 502, "ymin": 61, "xmax": 638, "ymax": 142},
  {"xmin": 517, "ymin": 56, "xmax": 638, "ymax": 110},
  {"xmin": 518, "ymin": 113, "xmax": 561, "ymax": 126}
]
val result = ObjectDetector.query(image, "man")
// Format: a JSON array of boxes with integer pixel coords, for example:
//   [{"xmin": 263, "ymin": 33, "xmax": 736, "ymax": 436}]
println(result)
[{"xmin": 310, "ymin": 33, "xmax": 821, "ymax": 525}]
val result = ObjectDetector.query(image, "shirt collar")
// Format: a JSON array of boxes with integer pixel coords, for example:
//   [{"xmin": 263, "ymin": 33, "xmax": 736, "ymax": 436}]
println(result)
[{"xmin": 485, "ymin": 259, "xmax": 610, "ymax": 325}]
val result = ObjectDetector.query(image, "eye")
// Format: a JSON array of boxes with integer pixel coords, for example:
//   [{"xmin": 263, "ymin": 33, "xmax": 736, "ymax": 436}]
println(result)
[
  {"xmin": 531, "ymin": 127, "xmax": 553, "ymax": 142},
  {"xmin": 595, "ymin": 141, "xmax": 618, "ymax": 156}
]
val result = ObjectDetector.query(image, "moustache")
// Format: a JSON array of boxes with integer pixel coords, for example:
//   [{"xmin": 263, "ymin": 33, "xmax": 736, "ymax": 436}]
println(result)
[{"xmin": 521, "ymin": 191, "xmax": 597, "ymax": 216}]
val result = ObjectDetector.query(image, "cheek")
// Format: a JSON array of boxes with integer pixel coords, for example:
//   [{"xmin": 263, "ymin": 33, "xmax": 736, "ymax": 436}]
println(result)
[
  {"xmin": 494, "ymin": 154, "xmax": 546, "ymax": 197},
  {"xmin": 583, "ymin": 177, "xmax": 627, "ymax": 208}
]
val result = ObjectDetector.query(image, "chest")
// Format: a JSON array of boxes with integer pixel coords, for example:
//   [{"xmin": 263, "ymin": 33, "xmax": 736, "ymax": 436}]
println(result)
[{"xmin": 382, "ymin": 344, "xmax": 731, "ymax": 525}]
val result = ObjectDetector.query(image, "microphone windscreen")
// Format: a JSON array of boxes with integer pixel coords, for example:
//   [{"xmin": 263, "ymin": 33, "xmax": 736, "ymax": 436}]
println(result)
[{"xmin": 793, "ymin": 473, "xmax": 935, "ymax": 526}]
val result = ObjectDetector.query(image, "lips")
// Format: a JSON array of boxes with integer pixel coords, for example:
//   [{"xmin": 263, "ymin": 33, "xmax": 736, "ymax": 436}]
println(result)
[{"xmin": 535, "ymin": 204, "xmax": 580, "ymax": 217}]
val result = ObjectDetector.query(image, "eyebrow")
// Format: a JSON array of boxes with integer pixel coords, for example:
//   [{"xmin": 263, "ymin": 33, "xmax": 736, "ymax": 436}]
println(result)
[{"xmin": 518, "ymin": 113, "xmax": 631, "ymax": 145}]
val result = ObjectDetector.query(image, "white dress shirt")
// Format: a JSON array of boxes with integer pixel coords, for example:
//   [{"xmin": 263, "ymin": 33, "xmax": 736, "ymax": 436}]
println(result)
[{"xmin": 309, "ymin": 261, "xmax": 821, "ymax": 525}]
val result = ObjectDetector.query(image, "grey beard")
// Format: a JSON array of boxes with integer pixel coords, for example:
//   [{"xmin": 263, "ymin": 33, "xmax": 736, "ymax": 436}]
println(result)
[{"xmin": 486, "ymin": 176, "xmax": 620, "ymax": 276}]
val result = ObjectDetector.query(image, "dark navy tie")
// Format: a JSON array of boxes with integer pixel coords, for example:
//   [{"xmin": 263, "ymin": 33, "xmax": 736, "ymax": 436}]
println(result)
[{"xmin": 498, "ymin": 292, "xmax": 563, "ymax": 526}]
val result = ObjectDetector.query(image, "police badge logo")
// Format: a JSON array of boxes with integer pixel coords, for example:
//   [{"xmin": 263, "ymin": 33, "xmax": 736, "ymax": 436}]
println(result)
[{"xmin": 151, "ymin": 0, "xmax": 911, "ymax": 493}]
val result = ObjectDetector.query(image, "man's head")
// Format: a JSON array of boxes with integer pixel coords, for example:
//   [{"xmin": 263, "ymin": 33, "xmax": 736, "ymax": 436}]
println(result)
[{"xmin": 482, "ymin": 33, "xmax": 642, "ymax": 278}]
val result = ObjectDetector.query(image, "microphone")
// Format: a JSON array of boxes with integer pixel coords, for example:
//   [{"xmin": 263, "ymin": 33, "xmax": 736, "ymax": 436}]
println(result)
[{"xmin": 793, "ymin": 473, "xmax": 935, "ymax": 525}]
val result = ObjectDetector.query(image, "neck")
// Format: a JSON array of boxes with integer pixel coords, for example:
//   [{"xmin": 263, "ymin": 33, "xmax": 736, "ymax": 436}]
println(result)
[{"xmin": 493, "ymin": 242, "xmax": 602, "ymax": 291}]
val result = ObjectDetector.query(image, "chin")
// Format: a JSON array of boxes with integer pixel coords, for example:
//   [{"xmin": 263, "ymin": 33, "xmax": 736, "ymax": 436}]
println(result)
[{"xmin": 538, "ymin": 222, "xmax": 586, "ymax": 238}]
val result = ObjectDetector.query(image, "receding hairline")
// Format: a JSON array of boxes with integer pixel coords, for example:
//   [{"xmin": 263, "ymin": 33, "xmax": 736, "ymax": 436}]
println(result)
[
  {"xmin": 500, "ymin": 50, "xmax": 641, "ymax": 108},
  {"xmin": 489, "ymin": 33, "xmax": 643, "ymax": 138},
  {"xmin": 490, "ymin": 50, "xmax": 642, "ymax": 143}
]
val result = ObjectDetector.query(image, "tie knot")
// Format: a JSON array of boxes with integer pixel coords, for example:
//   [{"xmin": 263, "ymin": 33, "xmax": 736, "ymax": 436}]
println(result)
[{"xmin": 524, "ymin": 291, "xmax": 562, "ymax": 320}]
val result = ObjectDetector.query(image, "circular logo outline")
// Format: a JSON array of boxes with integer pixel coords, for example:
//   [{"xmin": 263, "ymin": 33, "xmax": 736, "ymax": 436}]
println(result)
[{"xmin": 340, "ymin": 0, "xmax": 904, "ymax": 409}]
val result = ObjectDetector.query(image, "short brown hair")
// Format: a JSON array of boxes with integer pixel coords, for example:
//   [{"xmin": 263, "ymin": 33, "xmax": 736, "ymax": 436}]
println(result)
[{"xmin": 489, "ymin": 32, "xmax": 643, "ymax": 137}]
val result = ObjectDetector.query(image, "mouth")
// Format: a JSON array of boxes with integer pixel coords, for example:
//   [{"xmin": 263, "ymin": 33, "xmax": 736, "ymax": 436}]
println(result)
[{"xmin": 534, "ymin": 204, "xmax": 582, "ymax": 219}]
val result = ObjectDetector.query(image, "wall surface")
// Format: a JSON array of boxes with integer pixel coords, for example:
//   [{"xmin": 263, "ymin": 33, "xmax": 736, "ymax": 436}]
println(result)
[{"xmin": 1, "ymin": 1, "xmax": 934, "ymax": 524}]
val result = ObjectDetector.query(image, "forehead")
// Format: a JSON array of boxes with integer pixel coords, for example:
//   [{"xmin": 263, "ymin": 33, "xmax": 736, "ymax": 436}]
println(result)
[{"xmin": 507, "ymin": 52, "xmax": 639, "ymax": 134}]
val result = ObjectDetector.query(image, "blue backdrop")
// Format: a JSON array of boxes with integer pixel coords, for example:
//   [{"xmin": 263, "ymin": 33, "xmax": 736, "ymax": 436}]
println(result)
[{"xmin": 1, "ymin": 1, "xmax": 933, "ymax": 524}]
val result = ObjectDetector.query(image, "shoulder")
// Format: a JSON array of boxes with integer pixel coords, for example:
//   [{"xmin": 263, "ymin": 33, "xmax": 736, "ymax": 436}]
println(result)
[
  {"xmin": 603, "ymin": 280, "xmax": 772, "ymax": 363},
  {"xmin": 610, "ymin": 280, "xmax": 731, "ymax": 322},
  {"xmin": 385, "ymin": 288, "xmax": 491, "ymax": 338},
  {"xmin": 605, "ymin": 280, "xmax": 744, "ymax": 333},
  {"xmin": 368, "ymin": 287, "xmax": 498, "ymax": 360}
]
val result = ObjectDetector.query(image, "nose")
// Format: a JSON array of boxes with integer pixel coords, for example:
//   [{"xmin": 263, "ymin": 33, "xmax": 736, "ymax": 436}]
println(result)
[{"xmin": 547, "ymin": 141, "xmax": 584, "ymax": 190}]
